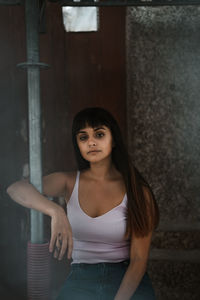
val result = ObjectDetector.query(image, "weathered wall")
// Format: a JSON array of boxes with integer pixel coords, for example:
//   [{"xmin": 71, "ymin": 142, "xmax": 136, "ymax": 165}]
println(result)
[
  {"xmin": 126, "ymin": 6, "xmax": 200, "ymax": 300},
  {"xmin": 0, "ymin": 3, "xmax": 126, "ymax": 300},
  {"xmin": 40, "ymin": 3, "xmax": 127, "ymax": 175}
]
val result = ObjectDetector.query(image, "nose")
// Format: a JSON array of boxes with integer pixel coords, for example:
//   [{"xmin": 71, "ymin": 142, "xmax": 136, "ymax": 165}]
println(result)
[{"xmin": 88, "ymin": 137, "xmax": 96, "ymax": 147}]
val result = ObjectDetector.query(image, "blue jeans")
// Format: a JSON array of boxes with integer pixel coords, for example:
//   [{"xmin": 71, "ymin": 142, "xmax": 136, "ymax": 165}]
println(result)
[{"xmin": 56, "ymin": 260, "xmax": 156, "ymax": 300}]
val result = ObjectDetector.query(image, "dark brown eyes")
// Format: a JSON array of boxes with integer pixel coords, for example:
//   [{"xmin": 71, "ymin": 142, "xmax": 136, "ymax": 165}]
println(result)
[{"xmin": 78, "ymin": 132, "xmax": 105, "ymax": 141}]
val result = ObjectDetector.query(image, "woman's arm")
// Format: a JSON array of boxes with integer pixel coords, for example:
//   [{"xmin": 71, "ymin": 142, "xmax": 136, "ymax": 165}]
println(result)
[
  {"xmin": 114, "ymin": 231, "xmax": 152, "ymax": 300},
  {"xmin": 114, "ymin": 186, "xmax": 154, "ymax": 300},
  {"xmin": 6, "ymin": 172, "xmax": 73, "ymax": 260}
]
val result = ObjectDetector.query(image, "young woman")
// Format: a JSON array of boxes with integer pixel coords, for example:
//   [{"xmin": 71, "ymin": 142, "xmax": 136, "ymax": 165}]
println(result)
[{"xmin": 7, "ymin": 107, "xmax": 159, "ymax": 300}]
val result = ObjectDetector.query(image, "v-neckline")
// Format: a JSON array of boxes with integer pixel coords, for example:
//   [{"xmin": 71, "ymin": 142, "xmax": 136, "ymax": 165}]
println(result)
[{"xmin": 77, "ymin": 171, "xmax": 127, "ymax": 220}]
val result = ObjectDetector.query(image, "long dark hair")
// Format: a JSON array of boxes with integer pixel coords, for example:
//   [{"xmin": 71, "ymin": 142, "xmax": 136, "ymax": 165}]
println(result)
[{"xmin": 72, "ymin": 107, "xmax": 159, "ymax": 238}]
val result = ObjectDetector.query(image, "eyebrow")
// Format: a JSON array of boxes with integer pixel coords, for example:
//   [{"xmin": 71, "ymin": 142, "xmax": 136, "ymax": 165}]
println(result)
[{"xmin": 77, "ymin": 127, "xmax": 106, "ymax": 134}]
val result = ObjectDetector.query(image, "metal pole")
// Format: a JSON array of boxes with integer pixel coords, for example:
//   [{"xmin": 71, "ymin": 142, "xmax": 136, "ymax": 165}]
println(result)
[
  {"xmin": 17, "ymin": 2, "xmax": 51, "ymax": 298},
  {"xmin": 25, "ymin": 0, "xmax": 43, "ymax": 244}
]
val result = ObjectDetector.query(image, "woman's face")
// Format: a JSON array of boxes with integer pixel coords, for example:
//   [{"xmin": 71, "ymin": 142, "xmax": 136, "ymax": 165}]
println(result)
[{"xmin": 76, "ymin": 125, "xmax": 114, "ymax": 164}]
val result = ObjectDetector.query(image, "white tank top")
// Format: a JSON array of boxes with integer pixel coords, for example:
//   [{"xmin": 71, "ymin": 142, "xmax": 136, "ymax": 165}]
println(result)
[{"xmin": 67, "ymin": 171, "xmax": 130, "ymax": 264}]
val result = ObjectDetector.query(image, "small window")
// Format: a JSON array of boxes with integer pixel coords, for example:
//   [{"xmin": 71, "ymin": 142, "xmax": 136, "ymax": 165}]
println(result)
[{"xmin": 62, "ymin": 0, "xmax": 99, "ymax": 32}]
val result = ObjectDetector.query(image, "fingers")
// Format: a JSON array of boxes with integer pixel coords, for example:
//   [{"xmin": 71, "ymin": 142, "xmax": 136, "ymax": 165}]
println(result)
[
  {"xmin": 50, "ymin": 214, "xmax": 73, "ymax": 260},
  {"xmin": 49, "ymin": 233, "xmax": 56, "ymax": 253},
  {"xmin": 58, "ymin": 233, "xmax": 73, "ymax": 260},
  {"xmin": 54, "ymin": 235, "xmax": 62, "ymax": 259},
  {"xmin": 67, "ymin": 235, "xmax": 73, "ymax": 260},
  {"xmin": 50, "ymin": 233, "xmax": 73, "ymax": 260},
  {"xmin": 58, "ymin": 236, "xmax": 67, "ymax": 260}
]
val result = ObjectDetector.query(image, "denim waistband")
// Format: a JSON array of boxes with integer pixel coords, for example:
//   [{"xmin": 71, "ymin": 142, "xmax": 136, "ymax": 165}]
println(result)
[{"xmin": 71, "ymin": 259, "xmax": 130, "ymax": 269}]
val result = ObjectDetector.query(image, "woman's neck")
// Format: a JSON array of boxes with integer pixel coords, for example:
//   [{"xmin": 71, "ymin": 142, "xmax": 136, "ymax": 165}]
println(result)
[{"xmin": 87, "ymin": 160, "xmax": 118, "ymax": 181}]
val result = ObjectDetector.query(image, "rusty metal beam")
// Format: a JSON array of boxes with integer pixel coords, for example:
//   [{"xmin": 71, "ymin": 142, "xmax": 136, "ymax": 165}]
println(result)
[{"xmin": 57, "ymin": 0, "xmax": 200, "ymax": 7}]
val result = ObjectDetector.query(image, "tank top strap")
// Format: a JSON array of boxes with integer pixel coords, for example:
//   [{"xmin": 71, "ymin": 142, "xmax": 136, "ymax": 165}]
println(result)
[
  {"xmin": 77, "ymin": 170, "xmax": 80, "ymax": 188},
  {"xmin": 77, "ymin": 170, "xmax": 80, "ymax": 179},
  {"xmin": 121, "ymin": 193, "xmax": 128, "ymax": 207},
  {"xmin": 68, "ymin": 170, "xmax": 80, "ymax": 205}
]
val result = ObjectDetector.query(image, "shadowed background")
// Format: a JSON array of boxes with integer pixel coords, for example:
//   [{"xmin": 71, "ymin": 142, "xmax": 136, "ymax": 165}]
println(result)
[{"xmin": 0, "ymin": 2, "xmax": 199, "ymax": 299}]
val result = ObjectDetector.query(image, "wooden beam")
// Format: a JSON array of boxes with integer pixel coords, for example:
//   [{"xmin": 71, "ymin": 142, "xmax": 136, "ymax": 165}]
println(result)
[
  {"xmin": 149, "ymin": 249, "xmax": 200, "ymax": 263},
  {"xmin": 156, "ymin": 222, "xmax": 200, "ymax": 232}
]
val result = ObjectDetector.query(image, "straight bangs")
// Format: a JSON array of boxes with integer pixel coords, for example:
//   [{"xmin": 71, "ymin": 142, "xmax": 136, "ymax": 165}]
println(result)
[{"xmin": 72, "ymin": 108, "xmax": 112, "ymax": 137}]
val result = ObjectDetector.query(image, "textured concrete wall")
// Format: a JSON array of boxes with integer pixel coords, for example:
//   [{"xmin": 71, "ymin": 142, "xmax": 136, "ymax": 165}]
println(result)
[{"xmin": 126, "ymin": 6, "xmax": 200, "ymax": 300}]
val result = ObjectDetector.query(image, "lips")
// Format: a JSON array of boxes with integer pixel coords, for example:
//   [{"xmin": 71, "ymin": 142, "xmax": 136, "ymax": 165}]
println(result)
[{"xmin": 88, "ymin": 150, "xmax": 101, "ymax": 154}]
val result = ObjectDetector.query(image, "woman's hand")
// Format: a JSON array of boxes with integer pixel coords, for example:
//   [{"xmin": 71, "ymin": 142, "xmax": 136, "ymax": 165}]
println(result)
[
  {"xmin": 7, "ymin": 177, "xmax": 73, "ymax": 260},
  {"xmin": 49, "ymin": 207, "xmax": 73, "ymax": 260},
  {"xmin": 7, "ymin": 176, "xmax": 73, "ymax": 260}
]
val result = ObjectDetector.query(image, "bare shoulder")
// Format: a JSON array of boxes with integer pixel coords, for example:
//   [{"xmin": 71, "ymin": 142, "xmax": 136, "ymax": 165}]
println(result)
[
  {"xmin": 42, "ymin": 170, "xmax": 77, "ymax": 198},
  {"xmin": 64, "ymin": 171, "xmax": 77, "ymax": 192}
]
